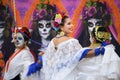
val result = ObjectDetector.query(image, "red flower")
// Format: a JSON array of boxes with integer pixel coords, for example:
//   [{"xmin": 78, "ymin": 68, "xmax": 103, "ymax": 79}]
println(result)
[
  {"xmin": 53, "ymin": 21, "xmax": 60, "ymax": 28},
  {"xmin": 38, "ymin": 9, "xmax": 47, "ymax": 19}
]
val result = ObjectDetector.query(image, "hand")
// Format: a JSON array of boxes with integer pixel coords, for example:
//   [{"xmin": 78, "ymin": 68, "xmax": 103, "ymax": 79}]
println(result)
[
  {"xmin": 95, "ymin": 47, "xmax": 105, "ymax": 56},
  {"xmin": 79, "ymin": 49, "xmax": 92, "ymax": 61},
  {"xmin": 100, "ymin": 47, "xmax": 105, "ymax": 55},
  {"xmin": 27, "ymin": 63, "xmax": 37, "ymax": 76},
  {"xmin": 27, "ymin": 56, "xmax": 43, "ymax": 76},
  {"xmin": 38, "ymin": 55, "xmax": 43, "ymax": 63},
  {"xmin": 95, "ymin": 48, "xmax": 101, "ymax": 56},
  {"xmin": 35, "ymin": 62, "xmax": 42, "ymax": 71},
  {"xmin": 27, "ymin": 62, "xmax": 43, "ymax": 76}
]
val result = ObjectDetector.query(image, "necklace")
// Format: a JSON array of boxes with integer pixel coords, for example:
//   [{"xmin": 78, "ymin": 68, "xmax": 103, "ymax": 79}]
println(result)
[{"xmin": 56, "ymin": 32, "xmax": 67, "ymax": 38}]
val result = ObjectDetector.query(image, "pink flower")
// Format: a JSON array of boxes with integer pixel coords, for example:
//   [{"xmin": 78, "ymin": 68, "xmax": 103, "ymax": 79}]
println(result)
[
  {"xmin": 88, "ymin": 7, "xmax": 97, "ymax": 17},
  {"xmin": 54, "ymin": 13, "xmax": 62, "ymax": 24},
  {"xmin": 38, "ymin": 9, "xmax": 47, "ymax": 19},
  {"xmin": 55, "ymin": 18, "xmax": 61, "ymax": 24},
  {"xmin": 81, "ymin": 7, "xmax": 88, "ymax": 19}
]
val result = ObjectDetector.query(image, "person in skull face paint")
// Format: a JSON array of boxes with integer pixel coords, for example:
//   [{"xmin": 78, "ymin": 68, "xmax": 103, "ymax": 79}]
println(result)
[
  {"xmin": 3, "ymin": 27, "xmax": 37, "ymax": 80},
  {"xmin": 27, "ymin": 4, "xmax": 57, "ymax": 78},
  {"xmin": 78, "ymin": 0, "xmax": 120, "ymax": 56},
  {"xmin": 0, "ymin": 1, "xmax": 15, "ymax": 79},
  {"xmin": 29, "ymin": 3, "xmax": 56, "ymax": 58},
  {"xmin": 0, "ymin": 0, "xmax": 15, "ymax": 62},
  {"xmin": 74, "ymin": 26, "xmax": 120, "ymax": 80},
  {"xmin": 0, "ymin": 3, "xmax": 6, "ymax": 79}
]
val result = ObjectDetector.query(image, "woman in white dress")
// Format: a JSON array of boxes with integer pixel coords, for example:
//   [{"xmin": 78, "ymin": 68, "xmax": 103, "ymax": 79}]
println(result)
[
  {"xmin": 39, "ymin": 14, "xmax": 102, "ymax": 80},
  {"xmin": 75, "ymin": 26, "xmax": 120, "ymax": 80},
  {"xmin": 39, "ymin": 14, "xmax": 117, "ymax": 80},
  {"xmin": 40, "ymin": 14, "xmax": 83, "ymax": 80},
  {"xmin": 3, "ymin": 27, "xmax": 37, "ymax": 80}
]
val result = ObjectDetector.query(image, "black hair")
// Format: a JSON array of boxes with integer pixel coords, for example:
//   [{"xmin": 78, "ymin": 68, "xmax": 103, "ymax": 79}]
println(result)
[
  {"xmin": 20, "ymin": 27, "xmax": 31, "ymax": 42},
  {"xmin": 56, "ymin": 15, "xmax": 69, "ymax": 33},
  {"xmin": 59, "ymin": 16, "xmax": 69, "ymax": 26}
]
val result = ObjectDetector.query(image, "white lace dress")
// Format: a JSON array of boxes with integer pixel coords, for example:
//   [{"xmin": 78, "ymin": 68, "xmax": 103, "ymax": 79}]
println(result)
[
  {"xmin": 40, "ymin": 38, "xmax": 120, "ymax": 80},
  {"xmin": 74, "ymin": 44, "xmax": 120, "ymax": 80},
  {"xmin": 41, "ymin": 38, "xmax": 82, "ymax": 80}
]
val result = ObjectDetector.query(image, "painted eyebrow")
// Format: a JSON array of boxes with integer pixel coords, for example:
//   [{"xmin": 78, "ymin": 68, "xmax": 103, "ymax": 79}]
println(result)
[{"xmin": 67, "ymin": 22, "xmax": 71, "ymax": 25}]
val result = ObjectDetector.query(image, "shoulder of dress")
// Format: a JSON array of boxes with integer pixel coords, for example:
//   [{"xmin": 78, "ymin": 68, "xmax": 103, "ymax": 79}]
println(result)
[
  {"xmin": 105, "ymin": 44, "xmax": 115, "ymax": 48},
  {"xmin": 21, "ymin": 47, "xmax": 31, "ymax": 53},
  {"xmin": 68, "ymin": 38, "xmax": 79, "ymax": 42}
]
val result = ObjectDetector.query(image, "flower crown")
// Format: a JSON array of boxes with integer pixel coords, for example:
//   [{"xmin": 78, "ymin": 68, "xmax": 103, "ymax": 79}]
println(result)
[
  {"xmin": 80, "ymin": 1, "xmax": 110, "ymax": 20},
  {"xmin": 32, "ymin": 3, "xmax": 56, "ymax": 21}
]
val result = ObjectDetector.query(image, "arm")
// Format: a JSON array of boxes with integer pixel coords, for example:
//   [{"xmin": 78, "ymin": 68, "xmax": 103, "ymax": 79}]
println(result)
[
  {"xmin": 79, "ymin": 47, "xmax": 105, "ymax": 60},
  {"xmin": 85, "ymin": 49, "xmax": 95, "ymax": 58},
  {"xmin": 86, "ymin": 47, "xmax": 105, "ymax": 58},
  {"xmin": 80, "ymin": 41, "xmax": 111, "ymax": 60},
  {"xmin": 27, "ymin": 52, "xmax": 43, "ymax": 76}
]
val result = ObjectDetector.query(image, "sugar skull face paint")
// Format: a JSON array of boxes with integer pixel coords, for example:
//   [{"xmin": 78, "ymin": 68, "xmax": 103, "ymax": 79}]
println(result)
[
  {"xmin": 0, "ymin": 21, "xmax": 5, "ymax": 47},
  {"xmin": 38, "ymin": 20, "xmax": 52, "ymax": 39},
  {"xmin": 0, "ymin": 21, "xmax": 5, "ymax": 38},
  {"xmin": 13, "ymin": 33, "xmax": 25, "ymax": 48},
  {"xmin": 87, "ymin": 18, "xmax": 103, "ymax": 43},
  {"xmin": 87, "ymin": 18, "xmax": 103, "ymax": 33}
]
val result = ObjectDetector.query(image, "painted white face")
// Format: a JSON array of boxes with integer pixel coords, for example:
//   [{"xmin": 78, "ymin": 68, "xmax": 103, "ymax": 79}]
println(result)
[
  {"xmin": 87, "ymin": 18, "xmax": 102, "ymax": 43},
  {"xmin": 0, "ymin": 21, "xmax": 5, "ymax": 38},
  {"xmin": 38, "ymin": 20, "xmax": 52, "ymax": 39},
  {"xmin": 88, "ymin": 18, "xmax": 102, "ymax": 33},
  {"xmin": 13, "ymin": 33, "xmax": 25, "ymax": 48}
]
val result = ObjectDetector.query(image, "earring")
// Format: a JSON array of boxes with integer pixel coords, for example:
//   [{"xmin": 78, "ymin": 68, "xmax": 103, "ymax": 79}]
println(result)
[{"xmin": 59, "ymin": 31, "xmax": 66, "ymax": 37}]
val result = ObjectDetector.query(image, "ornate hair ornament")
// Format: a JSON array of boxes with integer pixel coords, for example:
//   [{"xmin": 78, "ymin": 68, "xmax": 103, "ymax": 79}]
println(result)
[
  {"xmin": 53, "ymin": 12, "xmax": 65, "ymax": 29},
  {"xmin": 54, "ymin": 13, "xmax": 62, "ymax": 24},
  {"xmin": 53, "ymin": 13, "xmax": 63, "ymax": 28},
  {"xmin": 80, "ymin": 1, "xmax": 110, "ymax": 20},
  {"xmin": 13, "ymin": 27, "xmax": 31, "ymax": 39},
  {"xmin": 95, "ymin": 26, "xmax": 111, "ymax": 42}
]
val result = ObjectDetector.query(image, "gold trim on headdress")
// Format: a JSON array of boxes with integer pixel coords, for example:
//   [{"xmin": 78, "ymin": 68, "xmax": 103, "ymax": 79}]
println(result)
[{"xmin": 95, "ymin": 26, "xmax": 111, "ymax": 42}]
